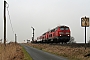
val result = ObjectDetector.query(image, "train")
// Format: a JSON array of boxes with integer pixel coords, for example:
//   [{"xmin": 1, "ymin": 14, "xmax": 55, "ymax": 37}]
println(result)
[{"xmin": 31, "ymin": 25, "xmax": 71, "ymax": 44}]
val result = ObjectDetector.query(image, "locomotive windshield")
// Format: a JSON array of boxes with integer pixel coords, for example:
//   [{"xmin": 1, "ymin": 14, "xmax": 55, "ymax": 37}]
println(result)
[
  {"xmin": 60, "ymin": 28, "xmax": 64, "ymax": 30},
  {"xmin": 60, "ymin": 26, "xmax": 69, "ymax": 30},
  {"xmin": 65, "ymin": 27, "xmax": 69, "ymax": 30}
]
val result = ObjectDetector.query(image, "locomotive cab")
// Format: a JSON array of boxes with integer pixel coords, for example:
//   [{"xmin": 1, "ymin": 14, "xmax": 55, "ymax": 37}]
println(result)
[{"xmin": 58, "ymin": 26, "xmax": 70, "ymax": 43}]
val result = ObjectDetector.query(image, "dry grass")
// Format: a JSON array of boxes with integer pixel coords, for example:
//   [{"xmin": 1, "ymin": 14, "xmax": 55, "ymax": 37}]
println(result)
[
  {"xmin": 0, "ymin": 43, "xmax": 24, "ymax": 60},
  {"xmin": 25, "ymin": 43, "xmax": 90, "ymax": 60},
  {"xmin": 22, "ymin": 46, "xmax": 32, "ymax": 60}
]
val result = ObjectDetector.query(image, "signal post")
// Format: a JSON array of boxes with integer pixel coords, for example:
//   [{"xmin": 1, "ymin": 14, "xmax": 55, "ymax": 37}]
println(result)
[
  {"xmin": 31, "ymin": 26, "xmax": 35, "ymax": 42},
  {"xmin": 81, "ymin": 16, "xmax": 89, "ymax": 50}
]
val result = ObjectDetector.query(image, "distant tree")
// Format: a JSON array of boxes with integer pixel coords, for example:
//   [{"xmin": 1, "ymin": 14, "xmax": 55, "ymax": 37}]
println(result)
[
  {"xmin": 24, "ymin": 40, "xmax": 25, "ymax": 42},
  {"xmin": 88, "ymin": 37, "xmax": 90, "ymax": 43},
  {"xmin": 68, "ymin": 36, "xmax": 76, "ymax": 43},
  {"xmin": 88, "ymin": 40, "xmax": 90, "ymax": 43},
  {"xmin": 27, "ymin": 39, "xmax": 30, "ymax": 43},
  {"xmin": 0, "ymin": 39, "xmax": 2, "ymax": 43}
]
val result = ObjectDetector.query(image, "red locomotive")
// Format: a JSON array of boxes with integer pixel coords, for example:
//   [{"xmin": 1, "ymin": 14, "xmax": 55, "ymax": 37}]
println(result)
[{"xmin": 36, "ymin": 25, "xmax": 71, "ymax": 44}]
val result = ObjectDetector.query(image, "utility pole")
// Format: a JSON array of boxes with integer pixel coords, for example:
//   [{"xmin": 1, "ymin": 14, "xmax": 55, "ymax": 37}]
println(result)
[
  {"xmin": 31, "ymin": 26, "xmax": 35, "ymax": 42},
  {"xmin": 4, "ymin": 0, "xmax": 7, "ymax": 46},
  {"xmin": 15, "ymin": 34, "xmax": 17, "ymax": 43}
]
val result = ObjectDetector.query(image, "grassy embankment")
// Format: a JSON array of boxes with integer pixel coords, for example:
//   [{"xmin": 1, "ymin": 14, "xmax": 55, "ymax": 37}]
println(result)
[
  {"xmin": 0, "ymin": 43, "xmax": 24, "ymax": 60},
  {"xmin": 0, "ymin": 43, "xmax": 32, "ymax": 60},
  {"xmin": 25, "ymin": 43, "xmax": 90, "ymax": 60},
  {"xmin": 22, "ymin": 46, "xmax": 32, "ymax": 60}
]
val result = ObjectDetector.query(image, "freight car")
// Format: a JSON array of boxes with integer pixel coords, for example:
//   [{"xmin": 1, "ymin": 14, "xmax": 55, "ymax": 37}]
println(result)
[{"xmin": 33, "ymin": 25, "xmax": 71, "ymax": 44}]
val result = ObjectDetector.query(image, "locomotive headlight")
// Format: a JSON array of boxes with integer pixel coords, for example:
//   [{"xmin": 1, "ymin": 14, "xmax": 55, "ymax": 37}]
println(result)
[
  {"xmin": 68, "ymin": 35, "xmax": 69, "ymax": 36},
  {"xmin": 66, "ymin": 32, "xmax": 69, "ymax": 34},
  {"xmin": 60, "ymin": 35, "xmax": 61, "ymax": 36}
]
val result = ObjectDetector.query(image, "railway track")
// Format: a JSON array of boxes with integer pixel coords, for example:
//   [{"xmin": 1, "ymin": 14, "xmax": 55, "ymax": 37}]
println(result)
[
  {"xmin": 34, "ymin": 43, "xmax": 90, "ymax": 48},
  {"xmin": 50, "ymin": 43, "xmax": 90, "ymax": 48}
]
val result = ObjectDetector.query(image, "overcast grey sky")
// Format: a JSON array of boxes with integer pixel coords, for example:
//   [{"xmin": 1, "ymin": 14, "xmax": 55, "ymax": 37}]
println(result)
[{"xmin": 0, "ymin": 0, "xmax": 90, "ymax": 43}]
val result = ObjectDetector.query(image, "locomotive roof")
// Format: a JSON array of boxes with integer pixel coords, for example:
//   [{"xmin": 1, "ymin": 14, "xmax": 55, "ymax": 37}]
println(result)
[
  {"xmin": 42, "ymin": 33, "xmax": 46, "ymax": 35},
  {"xmin": 42, "ymin": 30, "xmax": 50, "ymax": 35},
  {"xmin": 60, "ymin": 25, "xmax": 69, "ymax": 28},
  {"xmin": 42, "ymin": 25, "xmax": 69, "ymax": 35}
]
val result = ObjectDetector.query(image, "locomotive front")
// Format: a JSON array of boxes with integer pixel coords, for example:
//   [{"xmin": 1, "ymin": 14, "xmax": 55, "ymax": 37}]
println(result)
[{"xmin": 58, "ymin": 26, "xmax": 70, "ymax": 43}]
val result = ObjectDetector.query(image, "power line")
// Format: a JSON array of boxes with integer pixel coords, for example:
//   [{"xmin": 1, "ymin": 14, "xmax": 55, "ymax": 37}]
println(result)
[{"xmin": 6, "ymin": 3, "xmax": 15, "ymax": 34}]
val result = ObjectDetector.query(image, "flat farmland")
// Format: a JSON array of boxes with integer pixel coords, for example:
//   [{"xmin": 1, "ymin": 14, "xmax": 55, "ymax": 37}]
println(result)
[{"xmin": 25, "ymin": 43, "xmax": 90, "ymax": 60}]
